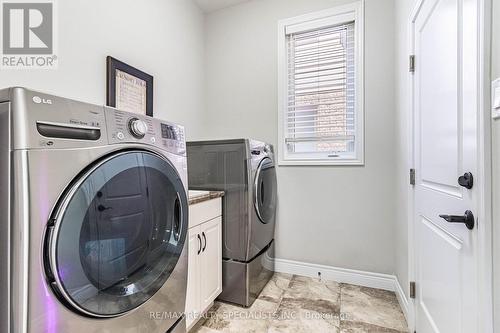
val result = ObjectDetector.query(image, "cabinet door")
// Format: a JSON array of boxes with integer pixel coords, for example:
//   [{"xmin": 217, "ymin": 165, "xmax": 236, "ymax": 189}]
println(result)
[
  {"xmin": 185, "ymin": 226, "xmax": 201, "ymax": 328},
  {"xmin": 200, "ymin": 217, "xmax": 222, "ymax": 312}
]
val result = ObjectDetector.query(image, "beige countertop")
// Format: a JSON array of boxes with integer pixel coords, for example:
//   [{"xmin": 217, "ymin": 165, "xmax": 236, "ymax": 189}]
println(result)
[{"xmin": 188, "ymin": 190, "xmax": 224, "ymax": 205}]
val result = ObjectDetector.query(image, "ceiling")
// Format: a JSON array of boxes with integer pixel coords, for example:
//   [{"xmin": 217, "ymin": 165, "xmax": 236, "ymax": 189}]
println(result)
[{"xmin": 194, "ymin": 0, "xmax": 251, "ymax": 13}]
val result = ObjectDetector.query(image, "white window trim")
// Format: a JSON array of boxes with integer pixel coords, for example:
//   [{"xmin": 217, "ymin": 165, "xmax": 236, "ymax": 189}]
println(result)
[{"xmin": 277, "ymin": 1, "xmax": 365, "ymax": 166}]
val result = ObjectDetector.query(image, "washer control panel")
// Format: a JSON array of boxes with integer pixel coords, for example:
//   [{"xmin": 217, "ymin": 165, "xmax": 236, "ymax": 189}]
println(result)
[
  {"xmin": 249, "ymin": 139, "xmax": 275, "ymax": 170},
  {"xmin": 104, "ymin": 107, "xmax": 186, "ymax": 155},
  {"xmin": 128, "ymin": 118, "xmax": 148, "ymax": 138}
]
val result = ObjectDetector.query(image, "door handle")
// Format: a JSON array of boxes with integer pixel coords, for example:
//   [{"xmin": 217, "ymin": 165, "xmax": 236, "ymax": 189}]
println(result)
[
  {"xmin": 439, "ymin": 210, "xmax": 475, "ymax": 230},
  {"xmin": 197, "ymin": 234, "xmax": 202, "ymax": 255},
  {"xmin": 202, "ymin": 232, "xmax": 207, "ymax": 252}
]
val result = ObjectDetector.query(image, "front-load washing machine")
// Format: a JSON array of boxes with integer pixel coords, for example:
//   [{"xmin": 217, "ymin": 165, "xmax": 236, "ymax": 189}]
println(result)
[{"xmin": 0, "ymin": 87, "xmax": 189, "ymax": 333}]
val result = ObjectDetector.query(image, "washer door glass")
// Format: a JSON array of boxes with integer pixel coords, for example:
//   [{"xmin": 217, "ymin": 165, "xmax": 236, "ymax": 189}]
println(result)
[
  {"xmin": 46, "ymin": 151, "xmax": 188, "ymax": 317},
  {"xmin": 254, "ymin": 157, "xmax": 277, "ymax": 224}
]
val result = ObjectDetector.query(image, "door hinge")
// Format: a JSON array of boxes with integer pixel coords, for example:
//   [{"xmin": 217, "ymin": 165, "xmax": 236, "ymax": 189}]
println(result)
[
  {"xmin": 410, "ymin": 169, "xmax": 416, "ymax": 186},
  {"xmin": 409, "ymin": 55, "xmax": 415, "ymax": 73},
  {"xmin": 410, "ymin": 281, "xmax": 416, "ymax": 299}
]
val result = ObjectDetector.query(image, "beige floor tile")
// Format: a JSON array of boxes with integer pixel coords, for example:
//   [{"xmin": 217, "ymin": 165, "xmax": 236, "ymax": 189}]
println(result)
[
  {"xmin": 269, "ymin": 311, "xmax": 340, "ymax": 333},
  {"xmin": 201, "ymin": 299, "xmax": 277, "ymax": 333},
  {"xmin": 340, "ymin": 320, "xmax": 407, "ymax": 333},
  {"xmin": 270, "ymin": 294, "xmax": 340, "ymax": 331},
  {"xmin": 340, "ymin": 284, "xmax": 407, "ymax": 332},
  {"xmin": 258, "ymin": 272, "xmax": 293, "ymax": 303},
  {"xmin": 269, "ymin": 274, "xmax": 341, "ymax": 331},
  {"xmin": 190, "ymin": 325, "xmax": 221, "ymax": 333},
  {"xmin": 284, "ymin": 275, "xmax": 341, "ymax": 305},
  {"xmin": 192, "ymin": 274, "xmax": 408, "ymax": 333}
]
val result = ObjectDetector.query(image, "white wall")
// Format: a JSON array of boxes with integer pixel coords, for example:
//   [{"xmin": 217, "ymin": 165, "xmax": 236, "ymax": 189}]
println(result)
[
  {"xmin": 203, "ymin": 0, "xmax": 397, "ymax": 275},
  {"xmin": 0, "ymin": 0, "xmax": 206, "ymax": 139}
]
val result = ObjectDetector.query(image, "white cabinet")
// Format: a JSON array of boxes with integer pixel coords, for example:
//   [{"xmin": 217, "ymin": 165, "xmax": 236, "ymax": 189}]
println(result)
[
  {"xmin": 185, "ymin": 228, "xmax": 201, "ymax": 325},
  {"xmin": 186, "ymin": 198, "xmax": 222, "ymax": 330},
  {"xmin": 199, "ymin": 217, "xmax": 222, "ymax": 311}
]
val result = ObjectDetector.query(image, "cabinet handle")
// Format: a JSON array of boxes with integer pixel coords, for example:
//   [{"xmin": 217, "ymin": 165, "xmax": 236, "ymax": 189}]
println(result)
[
  {"xmin": 202, "ymin": 232, "xmax": 207, "ymax": 252},
  {"xmin": 197, "ymin": 234, "xmax": 202, "ymax": 255}
]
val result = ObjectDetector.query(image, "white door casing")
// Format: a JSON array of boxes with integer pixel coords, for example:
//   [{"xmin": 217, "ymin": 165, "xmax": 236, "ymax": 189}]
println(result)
[{"xmin": 411, "ymin": 0, "xmax": 479, "ymax": 332}]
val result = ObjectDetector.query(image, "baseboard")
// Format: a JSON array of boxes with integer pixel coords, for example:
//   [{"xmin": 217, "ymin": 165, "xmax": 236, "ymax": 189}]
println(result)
[
  {"xmin": 274, "ymin": 257, "xmax": 396, "ymax": 291},
  {"xmin": 273, "ymin": 257, "xmax": 411, "ymax": 326}
]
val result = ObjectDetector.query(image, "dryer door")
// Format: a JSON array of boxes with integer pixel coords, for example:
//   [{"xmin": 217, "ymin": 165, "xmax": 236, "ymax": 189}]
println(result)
[
  {"xmin": 253, "ymin": 157, "xmax": 277, "ymax": 224},
  {"xmin": 44, "ymin": 150, "xmax": 188, "ymax": 317}
]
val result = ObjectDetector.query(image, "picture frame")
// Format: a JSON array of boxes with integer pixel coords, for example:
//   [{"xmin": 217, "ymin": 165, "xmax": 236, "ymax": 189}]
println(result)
[{"xmin": 106, "ymin": 56, "xmax": 153, "ymax": 116}]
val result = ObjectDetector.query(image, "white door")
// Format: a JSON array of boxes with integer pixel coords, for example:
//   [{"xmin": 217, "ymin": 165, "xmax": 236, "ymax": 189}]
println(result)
[
  {"xmin": 200, "ymin": 217, "xmax": 222, "ymax": 312},
  {"xmin": 186, "ymin": 226, "xmax": 201, "ymax": 329},
  {"xmin": 412, "ymin": 0, "xmax": 478, "ymax": 332}
]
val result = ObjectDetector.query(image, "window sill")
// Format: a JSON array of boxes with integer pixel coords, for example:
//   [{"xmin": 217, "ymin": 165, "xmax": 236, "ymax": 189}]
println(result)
[{"xmin": 278, "ymin": 158, "xmax": 364, "ymax": 166}]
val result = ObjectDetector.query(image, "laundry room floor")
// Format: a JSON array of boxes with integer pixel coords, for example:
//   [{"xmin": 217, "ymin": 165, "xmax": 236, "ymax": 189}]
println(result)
[{"xmin": 191, "ymin": 273, "xmax": 408, "ymax": 333}]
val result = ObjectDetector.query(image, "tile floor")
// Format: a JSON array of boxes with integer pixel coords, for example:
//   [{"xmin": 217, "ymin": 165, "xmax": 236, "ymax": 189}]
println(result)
[{"xmin": 191, "ymin": 273, "xmax": 408, "ymax": 333}]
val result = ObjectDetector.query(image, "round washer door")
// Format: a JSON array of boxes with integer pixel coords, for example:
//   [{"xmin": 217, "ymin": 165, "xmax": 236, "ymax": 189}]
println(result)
[
  {"xmin": 254, "ymin": 157, "xmax": 277, "ymax": 224},
  {"xmin": 45, "ymin": 150, "xmax": 188, "ymax": 317}
]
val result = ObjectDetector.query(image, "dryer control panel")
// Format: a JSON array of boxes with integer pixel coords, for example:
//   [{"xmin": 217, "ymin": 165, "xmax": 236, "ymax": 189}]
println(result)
[{"xmin": 105, "ymin": 107, "xmax": 186, "ymax": 156}]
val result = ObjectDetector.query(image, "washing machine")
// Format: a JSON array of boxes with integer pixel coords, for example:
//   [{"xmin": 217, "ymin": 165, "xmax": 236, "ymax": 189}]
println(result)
[
  {"xmin": 0, "ymin": 87, "xmax": 188, "ymax": 333},
  {"xmin": 187, "ymin": 139, "xmax": 277, "ymax": 307}
]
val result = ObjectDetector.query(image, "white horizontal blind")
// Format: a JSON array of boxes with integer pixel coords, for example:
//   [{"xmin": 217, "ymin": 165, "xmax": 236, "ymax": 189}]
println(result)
[{"xmin": 286, "ymin": 22, "xmax": 355, "ymax": 158}]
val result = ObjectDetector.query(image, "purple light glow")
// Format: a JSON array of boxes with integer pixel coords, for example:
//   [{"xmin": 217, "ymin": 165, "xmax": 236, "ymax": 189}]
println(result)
[{"xmin": 41, "ymin": 278, "xmax": 58, "ymax": 333}]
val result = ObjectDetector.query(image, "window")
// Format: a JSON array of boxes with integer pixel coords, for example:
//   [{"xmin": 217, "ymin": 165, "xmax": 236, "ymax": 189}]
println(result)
[{"xmin": 278, "ymin": 2, "xmax": 364, "ymax": 165}]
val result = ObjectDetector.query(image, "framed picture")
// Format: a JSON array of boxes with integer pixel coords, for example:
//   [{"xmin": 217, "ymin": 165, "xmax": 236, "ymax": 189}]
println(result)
[{"xmin": 106, "ymin": 56, "xmax": 153, "ymax": 116}]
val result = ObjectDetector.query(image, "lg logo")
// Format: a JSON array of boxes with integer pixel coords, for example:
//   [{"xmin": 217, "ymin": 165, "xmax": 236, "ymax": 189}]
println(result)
[
  {"xmin": 32, "ymin": 95, "xmax": 52, "ymax": 104},
  {"xmin": 2, "ymin": 2, "xmax": 53, "ymax": 54}
]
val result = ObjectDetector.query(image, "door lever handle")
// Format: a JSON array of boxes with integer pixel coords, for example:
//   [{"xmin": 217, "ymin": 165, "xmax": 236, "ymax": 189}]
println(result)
[{"xmin": 439, "ymin": 210, "xmax": 475, "ymax": 230}]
